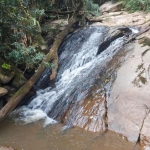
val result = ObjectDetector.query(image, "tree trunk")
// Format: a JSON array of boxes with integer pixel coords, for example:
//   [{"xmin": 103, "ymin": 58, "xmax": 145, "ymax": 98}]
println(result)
[{"xmin": 0, "ymin": 1, "xmax": 84, "ymax": 122}]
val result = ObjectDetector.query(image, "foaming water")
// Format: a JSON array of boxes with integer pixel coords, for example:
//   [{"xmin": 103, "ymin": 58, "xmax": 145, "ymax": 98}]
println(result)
[{"xmin": 11, "ymin": 26, "xmax": 127, "ymax": 128}]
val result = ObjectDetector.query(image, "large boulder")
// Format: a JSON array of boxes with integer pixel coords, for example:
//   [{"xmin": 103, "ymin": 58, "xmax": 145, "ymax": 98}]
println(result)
[
  {"xmin": 100, "ymin": 1, "xmax": 123, "ymax": 14},
  {"xmin": 0, "ymin": 87, "xmax": 8, "ymax": 97},
  {"xmin": 0, "ymin": 58, "xmax": 27, "ymax": 89},
  {"xmin": 11, "ymin": 72, "xmax": 27, "ymax": 89},
  {"xmin": 107, "ymin": 41, "xmax": 150, "ymax": 143}
]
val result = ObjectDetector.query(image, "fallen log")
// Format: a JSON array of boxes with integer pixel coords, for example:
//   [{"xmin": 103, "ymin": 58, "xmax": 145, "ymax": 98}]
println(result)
[
  {"xmin": 84, "ymin": 16, "xmax": 103, "ymax": 22},
  {"xmin": 45, "ymin": 10, "xmax": 74, "ymax": 15},
  {"xmin": 0, "ymin": 0, "xmax": 84, "ymax": 122}
]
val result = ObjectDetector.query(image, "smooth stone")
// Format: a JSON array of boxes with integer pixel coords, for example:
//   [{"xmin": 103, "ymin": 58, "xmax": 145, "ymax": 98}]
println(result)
[{"xmin": 0, "ymin": 87, "xmax": 8, "ymax": 97}]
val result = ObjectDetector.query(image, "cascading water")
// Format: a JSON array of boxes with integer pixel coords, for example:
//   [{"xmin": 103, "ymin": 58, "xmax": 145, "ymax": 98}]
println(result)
[{"xmin": 11, "ymin": 26, "xmax": 137, "ymax": 131}]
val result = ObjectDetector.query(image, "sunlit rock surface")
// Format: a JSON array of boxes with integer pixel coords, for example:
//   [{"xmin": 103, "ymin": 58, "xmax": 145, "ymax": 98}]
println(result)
[{"xmin": 107, "ymin": 41, "xmax": 150, "ymax": 143}]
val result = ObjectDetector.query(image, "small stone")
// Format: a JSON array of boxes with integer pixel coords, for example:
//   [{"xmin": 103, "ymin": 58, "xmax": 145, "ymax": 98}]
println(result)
[
  {"xmin": 0, "ymin": 87, "xmax": 8, "ymax": 97},
  {"xmin": 0, "ymin": 72, "xmax": 15, "ymax": 84}
]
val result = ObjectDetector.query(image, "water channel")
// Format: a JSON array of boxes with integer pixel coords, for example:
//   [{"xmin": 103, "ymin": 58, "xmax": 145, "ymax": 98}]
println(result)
[{"xmin": 0, "ymin": 26, "xmax": 142, "ymax": 150}]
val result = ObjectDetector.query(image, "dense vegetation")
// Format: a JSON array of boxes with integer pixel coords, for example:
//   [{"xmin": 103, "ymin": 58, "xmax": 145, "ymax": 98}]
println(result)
[
  {"xmin": 0, "ymin": 0, "xmax": 51, "ymax": 71},
  {"xmin": 114, "ymin": 0, "xmax": 150, "ymax": 12},
  {"xmin": 0, "ymin": 0, "xmax": 149, "ymax": 73},
  {"xmin": 0, "ymin": 0, "xmax": 99, "ymax": 74}
]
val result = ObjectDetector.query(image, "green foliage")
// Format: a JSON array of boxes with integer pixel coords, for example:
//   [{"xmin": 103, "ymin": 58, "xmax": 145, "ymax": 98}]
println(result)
[
  {"xmin": 1, "ymin": 63, "xmax": 11, "ymax": 70},
  {"xmin": 43, "ymin": 62, "xmax": 55, "ymax": 69},
  {"xmin": 5, "ymin": 42, "xmax": 45, "ymax": 69},
  {"xmin": 0, "ymin": 0, "xmax": 101, "ymax": 72},
  {"xmin": 117, "ymin": 0, "xmax": 150, "ymax": 12},
  {"xmin": 84, "ymin": 0, "xmax": 100, "ymax": 15},
  {"xmin": 0, "ymin": 0, "xmax": 54, "ymax": 71}
]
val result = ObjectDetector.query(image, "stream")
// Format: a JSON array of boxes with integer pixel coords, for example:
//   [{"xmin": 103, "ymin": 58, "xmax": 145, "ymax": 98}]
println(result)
[{"xmin": 0, "ymin": 26, "xmax": 142, "ymax": 150}]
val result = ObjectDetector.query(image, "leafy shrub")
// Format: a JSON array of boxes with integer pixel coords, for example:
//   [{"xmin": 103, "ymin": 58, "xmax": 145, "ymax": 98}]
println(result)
[
  {"xmin": 5, "ymin": 42, "xmax": 45, "ymax": 69},
  {"xmin": 84, "ymin": 0, "xmax": 100, "ymax": 15},
  {"xmin": 116, "ymin": 0, "xmax": 150, "ymax": 12},
  {"xmin": 0, "ymin": 0, "xmax": 53, "ymax": 71},
  {"xmin": 1, "ymin": 63, "xmax": 11, "ymax": 70}
]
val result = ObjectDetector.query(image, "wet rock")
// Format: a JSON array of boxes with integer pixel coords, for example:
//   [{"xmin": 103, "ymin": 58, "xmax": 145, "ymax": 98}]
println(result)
[
  {"xmin": 100, "ymin": 1, "xmax": 123, "ymax": 14},
  {"xmin": 66, "ymin": 93, "xmax": 107, "ymax": 132},
  {"xmin": 60, "ymin": 28, "xmax": 135, "ymax": 133},
  {"xmin": 97, "ymin": 29, "xmax": 125, "ymax": 55},
  {"xmin": 0, "ymin": 87, "xmax": 8, "ymax": 97},
  {"xmin": 0, "ymin": 146, "xmax": 14, "ymax": 150},
  {"xmin": 143, "ymin": 146, "xmax": 150, "ymax": 150}
]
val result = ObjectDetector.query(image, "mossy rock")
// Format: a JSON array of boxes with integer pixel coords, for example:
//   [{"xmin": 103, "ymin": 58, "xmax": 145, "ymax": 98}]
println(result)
[
  {"xmin": 0, "ymin": 57, "xmax": 27, "ymax": 89},
  {"xmin": 0, "ymin": 58, "xmax": 15, "ymax": 84},
  {"xmin": 143, "ymin": 36, "xmax": 150, "ymax": 46},
  {"xmin": 12, "ymin": 72, "xmax": 27, "ymax": 89}
]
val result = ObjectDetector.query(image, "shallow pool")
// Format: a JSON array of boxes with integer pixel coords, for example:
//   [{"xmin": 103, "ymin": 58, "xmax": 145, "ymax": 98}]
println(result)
[{"xmin": 0, "ymin": 119, "xmax": 141, "ymax": 150}]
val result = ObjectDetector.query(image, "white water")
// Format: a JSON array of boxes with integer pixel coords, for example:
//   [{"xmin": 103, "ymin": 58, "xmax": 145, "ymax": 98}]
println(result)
[{"xmin": 11, "ymin": 26, "xmax": 126, "ymax": 128}]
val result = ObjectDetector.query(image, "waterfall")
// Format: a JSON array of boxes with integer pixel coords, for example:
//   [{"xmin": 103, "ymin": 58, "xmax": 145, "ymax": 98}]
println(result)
[{"xmin": 11, "ymin": 26, "xmax": 134, "ymax": 131}]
